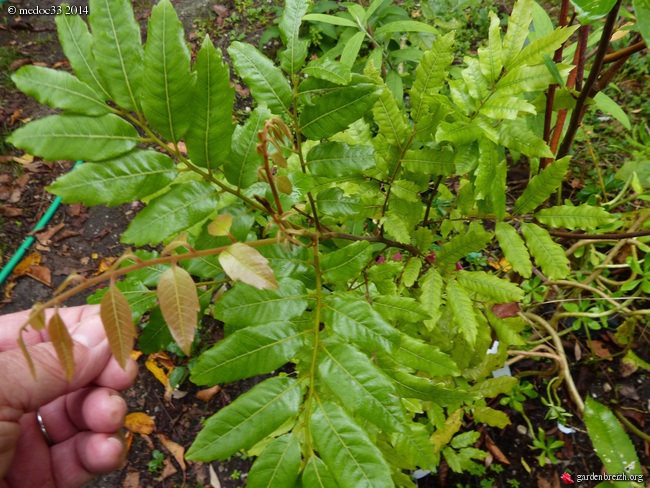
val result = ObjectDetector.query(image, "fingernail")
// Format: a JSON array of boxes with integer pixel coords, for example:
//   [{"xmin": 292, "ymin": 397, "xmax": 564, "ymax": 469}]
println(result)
[{"xmin": 72, "ymin": 314, "xmax": 106, "ymax": 348}]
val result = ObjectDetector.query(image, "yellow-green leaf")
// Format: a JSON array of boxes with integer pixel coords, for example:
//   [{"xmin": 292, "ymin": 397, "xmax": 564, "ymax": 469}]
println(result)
[
  {"xmin": 207, "ymin": 214, "xmax": 233, "ymax": 236},
  {"xmin": 48, "ymin": 311, "xmax": 76, "ymax": 381},
  {"xmin": 100, "ymin": 283, "xmax": 136, "ymax": 369},
  {"xmin": 158, "ymin": 266, "xmax": 199, "ymax": 355},
  {"xmin": 219, "ymin": 243, "xmax": 279, "ymax": 290}
]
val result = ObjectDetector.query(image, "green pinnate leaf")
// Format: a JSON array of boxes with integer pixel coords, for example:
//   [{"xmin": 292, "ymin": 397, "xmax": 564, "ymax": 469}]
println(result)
[
  {"xmin": 498, "ymin": 119, "xmax": 554, "ymax": 158},
  {"xmin": 635, "ymin": 0, "xmax": 650, "ymax": 49},
  {"xmin": 419, "ymin": 268, "xmax": 444, "ymax": 324},
  {"xmin": 510, "ymin": 25, "xmax": 579, "ymax": 69},
  {"xmin": 302, "ymin": 456, "xmax": 338, "ymax": 488},
  {"xmin": 340, "ymin": 31, "xmax": 365, "ymax": 68},
  {"xmin": 468, "ymin": 376, "xmax": 518, "ymax": 398},
  {"xmin": 411, "ymin": 31, "xmax": 455, "ymax": 122},
  {"xmin": 185, "ymin": 36, "xmax": 235, "ymax": 169},
  {"xmin": 311, "ymin": 400, "xmax": 393, "ymax": 488},
  {"xmin": 89, "ymin": 0, "xmax": 143, "ymax": 111},
  {"xmin": 229, "ymin": 42, "xmax": 292, "ymax": 115},
  {"xmin": 324, "ymin": 295, "xmax": 400, "ymax": 353},
  {"xmin": 224, "ymin": 105, "xmax": 272, "ymax": 189},
  {"xmin": 396, "ymin": 333, "xmax": 460, "ymax": 376},
  {"xmin": 502, "ymin": 0, "xmax": 534, "ymax": 69},
  {"xmin": 8, "ymin": 114, "xmax": 139, "ymax": 162},
  {"xmin": 191, "ymin": 321, "xmax": 308, "ymax": 385},
  {"xmin": 373, "ymin": 296, "xmax": 429, "ymax": 324},
  {"xmin": 278, "ymin": 0, "xmax": 311, "ymax": 74},
  {"xmin": 214, "ymin": 278, "xmax": 308, "ymax": 328},
  {"xmin": 319, "ymin": 342, "xmax": 408, "ymax": 433},
  {"xmin": 494, "ymin": 222, "xmax": 533, "ymax": 278},
  {"xmin": 306, "ymin": 142, "xmax": 375, "ymax": 177},
  {"xmin": 478, "ymin": 11, "xmax": 504, "ymax": 83},
  {"xmin": 388, "ymin": 369, "xmax": 476, "ymax": 405},
  {"xmin": 457, "ymin": 271, "xmax": 524, "ymax": 303},
  {"xmin": 390, "ymin": 423, "xmax": 439, "ymax": 470},
  {"xmin": 300, "ymin": 83, "xmax": 379, "ymax": 140},
  {"xmin": 436, "ymin": 120, "xmax": 482, "ymax": 145},
  {"xmin": 142, "ymin": 0, "xmax": 195, "ymax": 142},
  {"xmin": 437, "ymin": 228, "xmax": 493, "ymax": 267},
  {"xmin": 480, "ymin": 95, "xmax": 536, "ymax": 120},
  {"xmin": 303, "ymin": 57, "xmax": 352, "ymax": 85},
  {"xmin": 402, "ymin": 148, "xmax": 455, "ymax": 176},
  {"xmin": 247, "ymin": 433, "xmax": 301, "ymax": 488},
  {"xmin": 55, "ymin": 12, "xmax": 111, "ymax": 100},
  {"xmin": 186, "ymin": 377, "xmax": 302, "ymax": 461},
  {"xmin": 321, "ymin": 241, "xmax": 374, "ymax": 283},
  {"xmin": 521, "ymin": 222, "xmax": 570, "ymax": 279},
  {"xmin": 446, "ymin": 281, "xmax": 480, "ymax": 347},
  {"xmin": 475, "ymin": 140, "xmax": 507, "ymax": 220},
  {"xmin": 157, "ymin": 265, "xmax": 199, "ymax": 355},
  {"xmin": 121, "ymin": 181, "xmax": 219, "ymax": 246},
  {"xmin": 571, "ymin": 0, "xmax": 618, "ymax": 23},
  {"xmin": 534, "ymin": 205, "xmax": 616, "ymax": 230},
  {"xmin": 583, "ymin": 397, "xmax": 643, "ymax": 477},
  {"xmin": 365, "ymin": 62, "xmax": 410, "ymax": 149},
  {"xmin": 513, "ymin": 156, "xmax": 570, "ymax": 214},
  {"xmin": 472, "ymin": 406, "xmax": 511, "ymax": 428},
  {"xmin": 12, "ymin": 66, "xmax": 110, "ymax": 116},
  {"xmin": 220, "ymin": 243, "xmax": 279, "ymax": 290},
  {"xmin": 47, "ymin": 150, "xmax": 176, "ymax": 206}
]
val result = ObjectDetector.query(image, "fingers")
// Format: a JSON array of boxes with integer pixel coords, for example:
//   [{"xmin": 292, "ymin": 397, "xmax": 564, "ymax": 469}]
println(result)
[
  {"xmin": 0, "ymin": 305, "xmax": 101, "ymax": 350},
  {"xmin": 0, "ymin": 339, "xmax": 111, "ymax": 422},
  {"xmin": 51, "ymin": 431, "xmax": 126, "ymax": 488},
  {"xmin": 38, "ymin": 387, "xmax": 128, "ymax": 444}
]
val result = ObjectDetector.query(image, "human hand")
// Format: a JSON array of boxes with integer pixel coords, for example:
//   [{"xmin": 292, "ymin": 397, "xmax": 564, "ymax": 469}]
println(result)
[{"xmin": 0, "ymin": 305, "xmax": 138, "ymax": 488}]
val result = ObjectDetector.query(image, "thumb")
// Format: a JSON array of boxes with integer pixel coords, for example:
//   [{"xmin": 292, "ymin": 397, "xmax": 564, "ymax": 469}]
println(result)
[{"xmin": 0, "ymin": 314, "xmax": 112, "ymax": 422}]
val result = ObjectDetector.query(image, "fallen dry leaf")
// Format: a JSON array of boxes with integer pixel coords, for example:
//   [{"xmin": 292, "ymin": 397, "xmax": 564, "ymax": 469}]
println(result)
[
  {"xmin": 26, "ymin": 265, "xmax": 53, "ymax": 287},
  {"xmin": 122, "ymin": 470, "xmax": 140, "ymax": 488},
  {"xmin": 13, "ymin": 153, "xmax": 34, "ymax": 165},
  {"xmin": 13, "ymin": 251, "xmax": 41, "ymax": 276},
  {"xmin": 0, "ymin": 206, "xmax": 23, "ymax": 217},
  {"xmin": 95, "ymin": 257, "xmax": 117, "ymax": 275},
  {"xmin": 196, "ymin": 385, "xmax": 221, "ymax": 403},
  {"xmin": 492, "ymin": 302, "xmax": 520, "ymax": 319},
  {"xmin": 124, "ymin": 412, "xmax": 156, "ymax": 435},
  {"xmin": 536, "ymin": 470, "xmax": 560, "ymax": 488},
  {"xmin": 9, "ymin": 58, "xmax": 32, "ymax": 70},
  {"xmin": 35, "ymin": 222, "xmax": 66, "ymax": 245},
  {"xmin": 130, "ymin": 349, "xmax": 143, "ymax": 361},
  {"xmin": 15, "ymin": 173, "xmax": 30, "ymax": 187},
  {"xmin": 157, "ymin": 433, "xmax": 186, "ymax": 474},
  {"xmin": 590, "ymin": 340, "xmax": 612, "ymax": 359},
  {"xmin": 209, "ymin": 464, "xmax": 222, "ymax": 488},
  {"xmin": 9, "ymin": 109, "xmax": 22, "ymax": 126},
  {"xmin": 160, "ymin": 458, "xmax": 178, "ymax": 481},
  {"xmin": 484, "ymin": 434, "xmax": 510, "ymax": 464},
  {"xmin": 68, "ymin": 202, "xmax": 84, "ymax": 217},
  {"xmin": 51, "ymin": 60, "xmax": 69, "ymax": 69}
]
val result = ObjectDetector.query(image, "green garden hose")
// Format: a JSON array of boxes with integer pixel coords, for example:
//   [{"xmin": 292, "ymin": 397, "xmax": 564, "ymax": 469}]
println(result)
[{"xmin": 0, "ymin": 160, "xmax": 82, "ymax": 286}]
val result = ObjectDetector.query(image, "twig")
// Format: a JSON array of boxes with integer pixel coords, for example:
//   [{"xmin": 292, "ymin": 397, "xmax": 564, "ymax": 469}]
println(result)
[{"xmin": 519, "ymin": 312, "xmax": 585, "ymax": 413}]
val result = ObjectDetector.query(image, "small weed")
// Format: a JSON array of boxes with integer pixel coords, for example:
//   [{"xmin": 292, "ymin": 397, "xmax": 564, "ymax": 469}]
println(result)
[{"xmin": 147, "ymin": 450, "xmax": 164, "ymax": 473}]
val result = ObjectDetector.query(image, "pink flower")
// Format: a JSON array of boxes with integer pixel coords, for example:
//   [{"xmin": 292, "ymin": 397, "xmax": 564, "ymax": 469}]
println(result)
[
  {"xmin": 393, "ymin": 252, "xmax": 403, "ymax": 262},
  {"xmin": 377, "ymin": 255, "xmax": 386, "ymax": 264},
  {"xmin": 455, "ymin": 262, "xmax": 463, "ymax": 271}
]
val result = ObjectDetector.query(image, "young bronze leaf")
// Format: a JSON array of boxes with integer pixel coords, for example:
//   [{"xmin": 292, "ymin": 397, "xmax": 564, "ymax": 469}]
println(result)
[
  {"xmin": 100, "ymin": 283, "xmax": 135, "ymax": 369},
  {"xmin": 48, "ymin": 311, "xmax": 75, "ymax": 381},
  {"xmin": 219, "ymin": 243, "xmax": 279, "ymax": 290},
  {"xmin": 28, "ymin": 303, "xmax": 46, "ymax": 331},
  {"xmin": 158, "ymin": 266, "xmax": 199, "ymax": 355}
]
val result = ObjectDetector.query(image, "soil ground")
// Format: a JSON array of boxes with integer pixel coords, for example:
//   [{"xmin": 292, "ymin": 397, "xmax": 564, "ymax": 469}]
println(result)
[{"xmin": 1, "ymin": 1, "xmax": 649, "ymax": 487}]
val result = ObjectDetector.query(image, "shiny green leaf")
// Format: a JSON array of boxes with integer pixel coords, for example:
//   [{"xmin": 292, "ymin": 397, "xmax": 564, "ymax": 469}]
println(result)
[
  {"xmin": 121, "ymin": 181, "xmax": 219, "ymax": 246},
  {"xmin": 396, "ymin": 332, "xmax": 460, "ymax": 376},
  {"xmin": 186, "ymin": 377, "xmax": 302, "ymax": 461},
  {"xmin": 89, "ymin": 0, "xmax": 143, "ymax": 111},
  {"xmin": 142, "ymin": 0, "xmax": 195, "ymax": 142},
  {"xmin": 514, "ymin": 156, "xmax": 570, "ymax": 214},
  {"xmin": 458, "ymin": 271, "xmax": 524, "ymax": 303},
  {"xmin": 521, "ymin": 222, "xmax": 570, "ymax": 279},
  {"xmin": 446, "ymin": 281, "xmax": 480, "ymax": 347},
  {"xmin": 229, "ymin": 42, "xmax": 292, "ymax": 115},
  {"xmin": 495, "ymin": 222, "xmax": 533, "ymax": 278},
  {"xmin": 535, "ymin": 205, "xmax": 616, "ymax": 229},
  {"xmin": 311, "ymin": 400, "xmax": 393, "ymax": 488},
  {"xmin": 47, "ymin": 150, "xmax": 176, "ymax": 206},
  {"xmin": 191, "ymin": 321, "xmax": 308, "ymax": 385},
  {"xmin": 8, "ymin": 114, "xmax": 139, "ymax": 162},
  {"xmin": 247, "ymin": 434, "xmax": 301, "ymax": 488},
  {"xmin": 300, "ymin": 83, "xmax": 379, "ymax": 140},
  {"xmin": 12, "ymin": 66, "xmax": 110, "ymax": 116}
]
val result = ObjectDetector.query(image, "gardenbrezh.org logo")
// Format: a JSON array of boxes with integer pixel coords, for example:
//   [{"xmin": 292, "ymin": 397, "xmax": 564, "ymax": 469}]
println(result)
[{"xmin": 561, "ymin": 471, "xmax": 645, "ymax": 484}]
